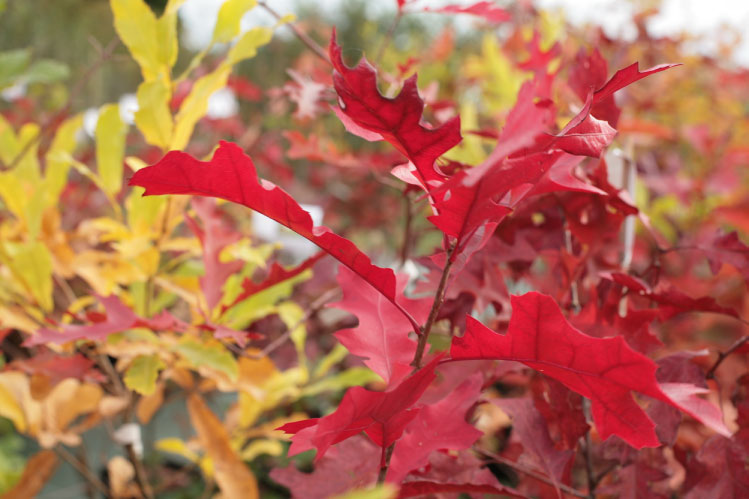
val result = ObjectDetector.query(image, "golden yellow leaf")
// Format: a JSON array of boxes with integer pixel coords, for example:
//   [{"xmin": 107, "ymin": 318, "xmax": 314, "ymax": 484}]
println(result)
[
  {"xmin": 187, "ymin": 393, "xmax": 259, "ymax": 499},
  {"xmin": 110, "ymin": 0, "xmax": 179, "ymax": 82},
  {"xmin": 134, "ymin": 79, "xmax": 173, "ymax": 149},
  {"xmin": 0, "ymin": 381, "xmax": 26, "ymax": 432},
  {"xmin": 213, "ymin": 0, "xmax": 257, "ymax": 44},
  {"xmin": 0, "ymin": 241, "xmax": 54, "ymax": 312},
  {"xmin": 95, "ymin": 103, "xmax": 128, "ymax": 196}
]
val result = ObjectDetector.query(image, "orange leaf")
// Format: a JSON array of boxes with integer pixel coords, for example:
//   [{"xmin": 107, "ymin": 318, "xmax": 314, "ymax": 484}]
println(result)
[
  {"xmin": 187, "ymin": 393, "xmax": 258, "ymax": 499},
  {"xmin": 3, "ymin": 450, "xmax": 58, "ymax": 499}
]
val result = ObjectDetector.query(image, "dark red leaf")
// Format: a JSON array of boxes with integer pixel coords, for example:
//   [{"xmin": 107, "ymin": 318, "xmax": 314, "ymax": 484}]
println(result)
[
  {"xmin": 278, "ymin": 355, "xmax": 443, "ymax": 461},
  {"xmin": 128, "ymin": 141, "xmax": 420, "ymax": 331},
  {"xmin": 386, "ymin": 374, "xmax": 483, "ymax": 482},
  {"xmin": 329, "ymin": 30, "xmax": 462, "ymax": 191},
  {"xmin": 450, "ymin": 292, "xmax": 730, "ymax": 448}
]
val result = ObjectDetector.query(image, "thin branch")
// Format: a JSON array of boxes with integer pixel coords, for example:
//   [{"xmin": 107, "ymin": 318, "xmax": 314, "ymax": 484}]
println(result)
[
  {"xmin": 234, "ymin": 287, "xmax": 340, "ymax": 360},
  {"xmin": 478, "ymin": 449, "xmax": 588, "ymax": 499},
  {"xmin": 581, "ymin": 399, "xmax": 596, "ymax": 499},
  {"xmin": 399, "ymin": 191, "xmax": 413, "ymax": 268},
  {"xmin": 126, "ymin": 442, "xmax": 154, "ymax": 499},
  {"xmin": 55, "ymin": 446, "xmax": 110, "ymax": 498},
  {"xmin": 1, "ymin": 38, "xmax": 119, "ymax": 171},
  {"xmin": 258, "ymin": 1, "xmax": 331, "ymax": 65},
  {"xmin": 706, "ymin": 334, "xmax": 749, "ymax": 379},
  {"xmin": 411, "ymin": 244, "xmax": 456, "ymax": 369},
  {"xmin": 375, "ymin": 10, "xmax": 403, "ymax": 65},
  {"xmin": 377, "ymin": 443, "xmax": 395, "ymax": 484}
]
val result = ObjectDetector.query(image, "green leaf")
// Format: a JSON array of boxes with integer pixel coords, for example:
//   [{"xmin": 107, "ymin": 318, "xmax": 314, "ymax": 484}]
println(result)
[
  {"xmin": 23, "ymin": 59, "xmax": 70, "ymax": 84},
  {"xmin": 96, "ymin": 104, "xmax": 128, "ymax": 196},
  {"xmin": 124, "ymin": 354, "xmax": 165, "ymax": 395},
  {"xmin": 0, "ymin": 49, "xmax": 30, "ymax": 88},
  {"xmin": 300, "ymin": 367, "xmax": 380, "ymax": 397},
  {"xmin": 174, "ymin": 337, "xmax": 239, "ymax": 381}
]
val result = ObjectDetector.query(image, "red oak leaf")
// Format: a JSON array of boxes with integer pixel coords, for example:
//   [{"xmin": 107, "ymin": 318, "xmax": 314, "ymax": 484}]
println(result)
[
  {"xmin": 399, "ymin": 481, "xmax": 525, "ymax": 498},
  {"xmin": 26, "ymin": 295, "xmax": 186, "ymax": 346},
  {"xmin": 184, "ymin": 197, "xmax": 243, "ymax": 310},
  {"xmin": 332, "ymin": 266, "xmax": 430, "ymax": 386},
  {"xmin": 602, "ymin": 272, "xmax": 739, "ymax": 320},
  {"xmin": 269, "ymin": 436, "xmax": 378, "ymax": 499},
  {"xmin": 682, "ymin": 433, "xmax": 749, "ymax": 498},
  {"xmin": 495, "ymin": 398, "xmax": 574, "ymax": 496},
  {"xmin": 450, "ymin": 292, "xmax": 730, "ymax": 448},
  {"xmin": 329, "ymin": 29, "xmax": 461, "ymax": 191},
  {"xmin": 278, "ymin": 355, "xmax": 443, "ymax": 462},
  {"xmin": 9, "ymin": 352, "xmax": 105, "ymax": 383},
  {"xmin": 701, "ymin": 231, "xmax": 749, "ymax": 283},
  {"xmin": 386, "ymin": 374, "xmax": 483, "ymax": 483},
  {"xmin": 128, "ymin": 141, "xmax": 420, "ymax": 331}
]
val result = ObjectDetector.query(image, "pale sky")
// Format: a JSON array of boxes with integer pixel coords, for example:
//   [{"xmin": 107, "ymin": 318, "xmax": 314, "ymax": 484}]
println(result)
[{"xmin": 180, "ymin": 0, "xmax": 749, "ymax": 67}]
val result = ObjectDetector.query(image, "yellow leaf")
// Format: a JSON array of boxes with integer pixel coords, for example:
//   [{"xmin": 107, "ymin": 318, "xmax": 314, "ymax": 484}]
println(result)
[
  {"xmin": 44, "ymin": 113, "xmax": 83, "ymax": 206},
  {"xmin": 174, "ymin": 337, "xmax": 239, "ymax": 381},
  {"xmin": 95, "ymin": 103, "xmax": 128, "ymax": 195},
  {"xmin": 170, "ymin": 66, "xmax": 231, "ymax": 150},
  {"xmin": 110, "ymin": 0, "xmax": 178, "ymax": 81},
  {"xmin": 124, "ymin": 354, "xmax": 166, "ymax": 395},
  {"xmin": 226, "ymin": 26, "xmax": 273, "ymax": 65},
  {"xmin": 156, "ymin": 437, "xmax": 200, "ymax": 463},
  {"xmin": 0, "ymin": 382, "xmax": 26, "ymax": 432},
  {"xmin": 187, "ymin": 393, "xmax": 259, "ymax": 499},
  {"xmin": 0, "ymin": 241, "xmax": 54, "ymax": 312},
  {"xmin": 332, "ymin": 484, "xmax": 397, "ymax": 499},
  {"xmin": 238, "ymin": 438, "xmax": 283, "ymax": 461},
  {"xmin": 213, "ymin": 0, "xmax": 257, "ymax": 44},
  {"xmin": 134, "ymin": 79, "xmax": 173, "ymax": 149},
  {"xmin": 2, "ymin": 450, "xmax": 58, "ymax": 499}
]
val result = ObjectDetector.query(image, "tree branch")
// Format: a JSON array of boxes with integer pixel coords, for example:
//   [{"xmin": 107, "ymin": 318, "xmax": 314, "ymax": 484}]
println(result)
[{"xmin": 411, "ymin": 244, "xmax": 456, "ymax": 369}]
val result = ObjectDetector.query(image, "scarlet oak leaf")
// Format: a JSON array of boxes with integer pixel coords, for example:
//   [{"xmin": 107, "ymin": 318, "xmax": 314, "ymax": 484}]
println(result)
[
  {"xmin": 332, "ymin": 266, "xmax": 430, "ymax": 386},
  {"xmin": 278, "ymin": 356, "xmax": 443, "ymax": 461},
  {"xmin": 129, "ymin": 141, "xmax": 420, "ymax": 331},
  {"xmin": 26, "ymin": 295, "xmax": 186, "ymax": 346},
  {"xmin": 450, "ymin": 292, "xmax": 729, "ymax": 448},
  {"xmin": 398, "ymin": 481, "xmax": 526, "ymax": 498},
  {"xmin": 386, "ymin": 374, "xmax": 483, "ymax": 483},
  {"xmin": 329, "ymin": 30, "xmax": 461, "ymax": 190},
  {"xmin": 184, "ymin": 197, "xmax": 243, "ymax": 310},
  {"xmin": 270, "ymin": 436, "xmax": 378, "ymax": 499},
  {"xmin": 495, "ymin": 398, "xmax": 574, "ymax": 495}
]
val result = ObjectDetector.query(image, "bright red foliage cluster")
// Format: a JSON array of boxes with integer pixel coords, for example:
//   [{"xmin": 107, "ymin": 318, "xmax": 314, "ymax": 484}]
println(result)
[{"xmin": 124, "ymin": 16, "xmax": 749, "ymax": 496}]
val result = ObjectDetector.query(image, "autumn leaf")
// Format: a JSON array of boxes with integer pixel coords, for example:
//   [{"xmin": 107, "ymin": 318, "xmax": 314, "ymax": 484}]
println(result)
[
  {"xmin": 187, "ymin": 393, "xmax": 259, "ymax": 499},
  {"xmin": 450, "ymin": 292, "xmax": 730, "ymax": 448},
  {"xmin": 386, "ymin": 374, "xmax": 483, "ymax": 483},
  {"xmin": 332, "ymin": 266, "xmax": 430, "ymax": 386},
  {"xmin": 2, "ymin": 450, "xmax": 58, "ymax": 499},
  {"xmin": 329, "ymin": 29, "xmax": 461, "ymax": 191},
  {"xmin": 278, "ymin": 356, "xmax": 443, "ymax": 461},
  {"xmin": 129, "ymin": 141, "xmax": 420, "ymax": 332},
  {"xmin": 25, "ymin": 294, "xmax": 186, "ymax": 346}
]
